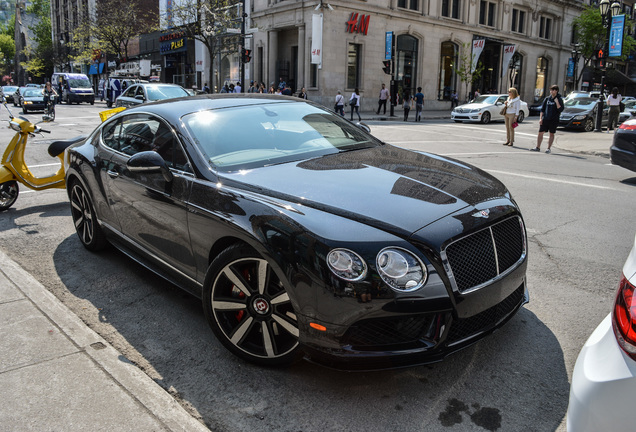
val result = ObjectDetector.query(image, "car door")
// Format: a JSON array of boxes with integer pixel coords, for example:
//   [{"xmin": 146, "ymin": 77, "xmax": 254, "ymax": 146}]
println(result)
[
  {"xmin": 104, "ymin": 113, "xmax": 197, "ymax": 278},
  {"xmin": 495, "ymin": 95, "xmax": 508, "ymax": 120}
]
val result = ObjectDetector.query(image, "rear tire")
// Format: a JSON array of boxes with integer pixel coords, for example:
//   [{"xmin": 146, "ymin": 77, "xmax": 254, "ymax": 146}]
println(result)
[
  {"xmin": 69, "ymin": 180, "xmax": 108, "ymax": 251},
  {"xmin": 0, "ymin": 180, "xmax": 18, "ymax": 211},
  {"xmin": 517, "ymin": 111, "xmax": 525, "ymax": 123}
]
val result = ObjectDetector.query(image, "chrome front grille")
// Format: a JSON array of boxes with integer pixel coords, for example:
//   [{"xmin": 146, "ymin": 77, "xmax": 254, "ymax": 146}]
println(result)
[{"xmin": 443, "ymin": 216, "xmax": 526, "ymax": 293}]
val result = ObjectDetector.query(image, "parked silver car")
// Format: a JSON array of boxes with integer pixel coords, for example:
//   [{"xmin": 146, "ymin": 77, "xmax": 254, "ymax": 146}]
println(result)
[{"xmin": 115, "ymin": 83, "xmax": 189, "ymax": 108}]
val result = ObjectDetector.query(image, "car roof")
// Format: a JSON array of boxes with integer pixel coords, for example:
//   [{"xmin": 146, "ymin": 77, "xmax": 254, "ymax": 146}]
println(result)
[{"xmin": 112, "ymin": 94, "xmax": 312, "ymax": 122}]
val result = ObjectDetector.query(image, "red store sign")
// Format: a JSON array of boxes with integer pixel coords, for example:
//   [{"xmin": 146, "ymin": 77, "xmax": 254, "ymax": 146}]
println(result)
[{"xmin": 346, "ymin": 13, "xmax": 370, "ymax": 35}]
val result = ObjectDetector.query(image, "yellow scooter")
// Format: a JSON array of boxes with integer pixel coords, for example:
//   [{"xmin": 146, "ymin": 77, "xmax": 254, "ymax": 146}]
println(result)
[{"xmin": 0, "ymin": 98, "xmax": 83, "ymax": 211}]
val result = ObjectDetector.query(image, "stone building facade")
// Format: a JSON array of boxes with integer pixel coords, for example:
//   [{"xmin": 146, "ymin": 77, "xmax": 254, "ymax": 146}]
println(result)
[{"xmin": 249, "ymin": 0, "xmax": 589, "ymax": 110}]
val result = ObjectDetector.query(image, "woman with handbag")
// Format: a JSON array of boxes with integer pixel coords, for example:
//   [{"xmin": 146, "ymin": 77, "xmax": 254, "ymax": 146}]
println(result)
[
  {"xmin": 350, "ymin": 88, "xmax": 361, "ymax": 121},
  {"xmin": 503, "ymin": 87, "xmax": 521, "ymax": 146}
]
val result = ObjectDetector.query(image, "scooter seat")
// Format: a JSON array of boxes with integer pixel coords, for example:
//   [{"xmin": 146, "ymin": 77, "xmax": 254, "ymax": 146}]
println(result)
[{"xmin": 48, "ymin": 135, "xmax": 87, "ymax": 157}]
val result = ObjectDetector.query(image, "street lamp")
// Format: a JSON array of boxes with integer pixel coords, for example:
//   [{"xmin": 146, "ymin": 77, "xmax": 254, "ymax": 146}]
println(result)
[{"xmin": 595, "ymin": 0, "xmax": 622, "ymax": 132}]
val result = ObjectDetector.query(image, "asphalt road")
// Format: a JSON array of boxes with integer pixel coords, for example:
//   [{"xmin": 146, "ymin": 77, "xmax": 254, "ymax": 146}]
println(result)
[{"xmin": 1, "ymin": 102, "xmax": 635, "ymax": 431}]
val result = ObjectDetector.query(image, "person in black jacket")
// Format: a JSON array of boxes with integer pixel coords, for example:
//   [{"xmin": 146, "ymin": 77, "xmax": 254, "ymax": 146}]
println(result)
[{"xmin": 532, "ymin": 84, "xmax": 564, "ymax": 154}]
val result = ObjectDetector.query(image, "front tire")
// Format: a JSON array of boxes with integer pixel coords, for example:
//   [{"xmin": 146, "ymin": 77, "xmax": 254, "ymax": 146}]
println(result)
[
  {"xmin": 481, "ymin": 111, "xmax": 491, "ymax": 124},
  {"xmin": 203, "ymin": 244, "xmax": 301, "ymax": 366},
  {"xmin": 69, "ymin": 180, "xmax": 108, "ymax": 251},
  {"xmin": 0, "ymin": 180, "xmax": 19, "ymax": 211},
  {"xmin": 22, "ymin": 107, "xmax": 28, "ymax": 114},
  {"xmin": 584, "ymin": 118, "xmax": 595, "ymax": 132}
]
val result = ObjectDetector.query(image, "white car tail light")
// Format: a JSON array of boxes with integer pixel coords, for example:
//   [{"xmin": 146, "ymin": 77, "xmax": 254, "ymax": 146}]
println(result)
[{"xmin": 612, "ymin": 275, "xmax": 636, "ymax": 360}]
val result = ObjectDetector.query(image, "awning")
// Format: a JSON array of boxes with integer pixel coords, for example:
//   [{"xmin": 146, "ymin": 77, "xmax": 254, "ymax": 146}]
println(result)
[{"xmin": 89, "ymin": 63, "xmax": 98, "ymax": 75}]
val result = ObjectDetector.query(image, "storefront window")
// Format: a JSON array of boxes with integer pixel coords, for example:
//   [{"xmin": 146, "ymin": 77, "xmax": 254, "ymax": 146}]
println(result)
[
  {"xmin": 535, "ymin": 57, "xmax": 548, "ymax": 102},
  {"xmin": 438, "ymin": 41, "xmax": 457, "ymax": 100},
  {"xmin": 396, "ymin": 34, "xmax": 418, "ymax": 98},
  {"xmin": 508, "ymin": 52, "xmax": 523, "ymax": 91},
  {"xmin": 347, "ymin": 43, "xmax": 361, "ymax": 89}
]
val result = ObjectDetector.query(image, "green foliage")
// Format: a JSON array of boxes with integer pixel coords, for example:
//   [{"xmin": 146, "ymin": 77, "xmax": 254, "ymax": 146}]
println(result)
[
  {"xmin": 21, "ymin": 0, "xmax": 54, "ymax": 78},
  {"xmin": 453, "ymin": 42, "xmax": 485, "ymax": 101}
]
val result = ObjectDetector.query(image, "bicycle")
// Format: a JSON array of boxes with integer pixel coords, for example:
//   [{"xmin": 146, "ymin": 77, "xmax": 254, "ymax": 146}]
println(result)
[{"xmin": 44, "ymin": 94, "xmax": 56, "ymax": 121}]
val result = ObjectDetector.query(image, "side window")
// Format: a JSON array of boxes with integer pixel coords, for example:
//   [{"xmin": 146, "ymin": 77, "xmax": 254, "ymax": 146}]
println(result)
[
  {"xmin": 150, "ymin": 118, "xmax": 190, "ymax": 172},
  {"xmin": 135, "ymin": 86, "xmax": 145, "ymax": 98},
  {"xmin": 119, "ymin": 116, "xmax": 155, "ymax": 156},
  {"xmin": 101, "ymin": 119, "xmax": 123, "ymax": 151},
  {"xmin": 123, "ymin": 86, "xmax": 136, "ymax": 98}
]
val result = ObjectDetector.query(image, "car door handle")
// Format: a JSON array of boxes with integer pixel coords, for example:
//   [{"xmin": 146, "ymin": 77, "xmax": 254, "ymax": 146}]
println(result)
[{"xmin": 107, "ymin": 170, "xmax": 119, "ymax": 178}]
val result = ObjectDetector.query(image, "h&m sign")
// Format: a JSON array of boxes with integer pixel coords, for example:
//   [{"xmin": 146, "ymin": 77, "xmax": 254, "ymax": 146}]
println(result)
[{"xmin": 346, "ymin": 13, "xmax": 370, "ymax": 35}]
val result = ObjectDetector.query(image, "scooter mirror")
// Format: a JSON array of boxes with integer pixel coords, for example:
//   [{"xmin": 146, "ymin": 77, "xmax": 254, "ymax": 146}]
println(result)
[{"xmin": 42, "ymin": 115, "xmax": 54, "ymax": 122}]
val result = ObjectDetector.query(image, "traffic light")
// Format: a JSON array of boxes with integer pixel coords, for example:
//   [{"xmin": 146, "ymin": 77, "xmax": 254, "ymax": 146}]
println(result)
[
  {"xmin": 242, "ymin": 49, "xmax": 251, "ymax": 63},
  {"xmin": 382, "ymin": 60, "xmax": 391, "ymax": 75},
  {"xmin": 598, "ymin": 48, "xmax": 607, "ymax": 59}
]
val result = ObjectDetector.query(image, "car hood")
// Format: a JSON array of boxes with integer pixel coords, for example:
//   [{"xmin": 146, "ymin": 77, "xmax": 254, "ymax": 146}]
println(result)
[
  {"xmin": 561, "ymin": 107, "xmax": 593, "ymax": 115},
  {"xmin": 221, "ymin": 145, "xmax": 510, "ymax": 236},
  {"xmin": 455, "ymin": 102, "xmax": 491, "ymax": 110}
]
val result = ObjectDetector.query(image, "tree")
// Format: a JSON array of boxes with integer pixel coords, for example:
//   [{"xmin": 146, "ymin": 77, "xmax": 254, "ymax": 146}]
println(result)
[
  {"xmin": 572, "ymin": 6, "xmax": 636, "ymax": 88},
  {"xmin": 70, "ymin": 0, "xmax": 158, "ymax": 67},
  {"xmin": 167, "ymin": 0, "xmax": 243, "ymax": 91},
  {"xmin": 21, "ymin": 0, "xmax": 55, "ymax": 80},
  {"xmin": 0, "ymin": 18, "xmax": 15, "ymax": 81},
  {"xmin": 453, "ymin": 42, "xmax": 485, "ymax": 102}
]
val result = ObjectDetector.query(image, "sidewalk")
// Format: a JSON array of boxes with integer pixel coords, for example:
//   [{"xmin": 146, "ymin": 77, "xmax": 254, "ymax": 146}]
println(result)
[
  {"xmin": 354, "ymin": 108, "xmax": 614, "ymax": 157},
  {"xmin": 0, "ymin": 248, "xmax": 210, "ymax": 431}
]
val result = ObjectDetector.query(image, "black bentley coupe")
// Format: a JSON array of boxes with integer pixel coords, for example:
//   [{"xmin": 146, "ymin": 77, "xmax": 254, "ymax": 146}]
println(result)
[{"xmin": 64, "ymin": 94, "xmax": 528, "ymax": 370}]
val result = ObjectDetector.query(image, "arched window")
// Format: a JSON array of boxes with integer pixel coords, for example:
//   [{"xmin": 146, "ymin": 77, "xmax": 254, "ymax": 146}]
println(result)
[
  {"xmin": 508, "ymin": 52, "xmax": 523, "ymax": 91},
  {"xmin": 397, "ymin": 34, "xmax": 418, "ymax": 98},
  {"xmin": 438, "ymin": 41, "xmax": 458, "ymax": 100},
  {"xmin": 535, "ymin": 57, "xmax": 548, "ymax": 102}
]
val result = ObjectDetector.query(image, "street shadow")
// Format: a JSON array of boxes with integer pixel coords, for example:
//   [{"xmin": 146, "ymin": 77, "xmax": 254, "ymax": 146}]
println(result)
[
  {"xmin": 0, "ymin": 201, "xmax": 70, "ymax": 233},
  {"xmin": 52, "ymin": 236, "xmax": 568, "ymax": 432},
  {"xmin": 619, "ymin": 176, "xmax": 636, "ymax": 186}
]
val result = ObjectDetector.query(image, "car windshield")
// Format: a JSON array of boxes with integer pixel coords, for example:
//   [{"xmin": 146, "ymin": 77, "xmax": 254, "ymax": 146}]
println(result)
[
  {"xmin": 146, "ymin": 85, "xmax": 189, "ymax": 101},
  {"xmin": 22, "ymin": 89, "xmax": 41, "ymax": 97},
  {"xmin": 183, "ymin": 102, "xmax": 381, "ymax": 172},
  {"xmin": 3, "ymin": 86, "xmax": 17, "ymax": 92},
  {"xmin": 472, "ymin": 95, "xmax": 499, "ymax": 104},
  {"xmin": 565, "ymin": 98, "xmax": 596, "ymax": 109},
  {"xmin": 68, "ymin": 79, "xmax": 91, "ymax": 88}
]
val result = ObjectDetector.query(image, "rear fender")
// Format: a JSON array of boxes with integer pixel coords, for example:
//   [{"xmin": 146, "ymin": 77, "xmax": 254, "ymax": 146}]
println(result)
[{"xmin": 0, "ymin": 165, "xmax": 16, "ymax": 184}]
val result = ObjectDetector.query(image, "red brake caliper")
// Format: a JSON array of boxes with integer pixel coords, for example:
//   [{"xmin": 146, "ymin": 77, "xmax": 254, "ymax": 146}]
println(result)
[{"xmin": 233, "ymin": 267, "xmax": 250, "ymax": 322}]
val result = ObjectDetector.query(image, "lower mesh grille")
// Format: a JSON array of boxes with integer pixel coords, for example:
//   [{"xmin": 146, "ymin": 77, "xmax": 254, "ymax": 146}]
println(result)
[
  {"xmin": 446, "ymin": 284, "xmax": 525, "ymax": 345},
  {"xmin": 341, "ymin": 314, "xmax": 441, "ymax": 349}
]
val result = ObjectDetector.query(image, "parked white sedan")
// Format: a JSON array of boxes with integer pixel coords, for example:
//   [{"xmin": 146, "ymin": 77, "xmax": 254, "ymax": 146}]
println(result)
[
  {"xmin": 567, "ymin": 233, "xmax": 636, "ymax": 431},
  {"xmin": 451, "ymin": 94, "xmax": 529, "ymax": 124}
]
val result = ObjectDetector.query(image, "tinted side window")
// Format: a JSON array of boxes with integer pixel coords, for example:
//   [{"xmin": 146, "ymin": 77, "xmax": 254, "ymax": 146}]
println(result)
[
  {"xmin": 122, "ymin": 86, "xmax": 136, "ymax": 98},
  {"xmin": 151, "ymin": 119, "xmax": 190, "ymax": 171},
  {"xmin": 101, "ymin": 119, "xmax": 123, "ymax": 151}
]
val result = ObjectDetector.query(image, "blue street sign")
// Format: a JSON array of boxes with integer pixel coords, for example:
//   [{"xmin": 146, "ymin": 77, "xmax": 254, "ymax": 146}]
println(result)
[
  {"xmin": 610, "ymin": 15, "xmax": 625, "ymax": 58},
  {"xmin": 567, "ymin": 58, "xmax": 574, "ymax": 78},
  {"xmin": 385, "ymin": 32, "xmax": 393, "ymax": 60}
]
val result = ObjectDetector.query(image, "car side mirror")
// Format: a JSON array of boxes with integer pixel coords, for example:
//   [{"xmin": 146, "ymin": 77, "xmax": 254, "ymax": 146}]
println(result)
[
  {"xmin": 127, "ymin": 151, "xmax": 173, "ymax": 182},
  {"xmin": 356, "ymin": 122, "xmax": 371, "ymax": 133},
  {"xmin": 134, "ymin": 95, "xmax": 146, "ymax": 101}
]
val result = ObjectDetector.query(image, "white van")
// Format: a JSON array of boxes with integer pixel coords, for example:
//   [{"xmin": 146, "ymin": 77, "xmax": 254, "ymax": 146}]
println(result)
[{"xmin": 51, "ymin": 73, "xmax": 95, "ymax": 105}]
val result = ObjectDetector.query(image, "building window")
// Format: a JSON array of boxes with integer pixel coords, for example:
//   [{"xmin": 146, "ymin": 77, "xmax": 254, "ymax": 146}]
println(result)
[
  {"xmin": 438, "ymin": 41, "xmax": 457, "ymax": 100},
  {"xmin": 396, "ymin": 34, "xmax": 418, "ymax": 97},
  {"xmin": 398, "ymin": 0, "xmax": 419, "ymax": 10},
  {"xmin": 441, "ymin": 0, "xmax": 460, "ymax": 18},
  {"xmin": 535, "ymin": 56, "xmax": 548, "ymax": 102},
  {"xmin": 479, "ymin": 1, "xmax": 496, "ymax": 27},
  {"xmin": 539, "ymin": 17, "xmax": 552, "ymax": 40},
  {"xmin": 310, "ymin": 64, "xmax": 318, "ymax": 88},
  {"xmin": 347, "ymin": 43, "xmax": 361, "ymax": 89},
  {"xmin": 511, "ymin": 9, "xmax": 525, "ymax": 34}
]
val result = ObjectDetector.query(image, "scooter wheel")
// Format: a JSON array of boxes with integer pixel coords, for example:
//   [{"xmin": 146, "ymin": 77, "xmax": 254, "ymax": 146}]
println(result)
[{"xmin": 0, "ymin": 180, "xmax": 19, "ymax": 211}]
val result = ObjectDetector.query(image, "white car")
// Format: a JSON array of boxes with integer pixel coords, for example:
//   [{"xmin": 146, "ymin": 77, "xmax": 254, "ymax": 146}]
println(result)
[
  {"xmin": 567, "ymin": 233, "xmax": 636, "ymax": 431},
  {"xmin": 451, "ymin": 94, "xmax": 529, "ymax": 124}
]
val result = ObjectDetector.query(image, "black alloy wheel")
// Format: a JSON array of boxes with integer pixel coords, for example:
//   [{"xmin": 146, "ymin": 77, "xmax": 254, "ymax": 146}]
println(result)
[
  {"xmin": 69, "ymin": 181, "xmax": 108, "ymax": 251},
  {"xmin": 203, "ymin": 244, "xmax": 301, "ymax": 366},
  {"xmin": 481, "ymin": 111, "xmax": 491, "ymax": 124},
  {"xmin": 0, "ymin": 180, "xmax": 19, "ymax": 211},
  {"xmin": 584, "ymin": 118, "xmax": 595, "ymax": 132}
]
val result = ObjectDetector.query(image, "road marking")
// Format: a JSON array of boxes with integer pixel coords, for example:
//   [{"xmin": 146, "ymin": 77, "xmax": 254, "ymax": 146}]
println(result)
[{"xmin": 485, "ymin": 169, "xmax": 614, "ymax": 190}]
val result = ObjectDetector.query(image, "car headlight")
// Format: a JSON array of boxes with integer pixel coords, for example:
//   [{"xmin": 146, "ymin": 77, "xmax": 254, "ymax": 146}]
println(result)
[
  {"xmin": 327, "ymin": 248, "xmax": 367, "ymax": 281},
  {"xmin": 573, "ymin": 115, "xmax": 587, "ymax": 120},
  {"xmin": 376, "ymin": 247, "xmax": 427, "ymax": 292}
]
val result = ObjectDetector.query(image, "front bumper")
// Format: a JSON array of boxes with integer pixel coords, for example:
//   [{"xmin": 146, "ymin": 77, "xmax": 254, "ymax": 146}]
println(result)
[
  {"xmin": 610, "ymin": 144, "xmax": 636, "ymax": 172},
  {"xmin": 68, "ymin": 92, "xmax": 94, "ymax": 103},
  {"xmin": 451, "ymin": 112, "xmax": 482, "ymax": 122},
  {"xmin": 567, "ymin": 314, "xmax": 636, "ymax": 432}
]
